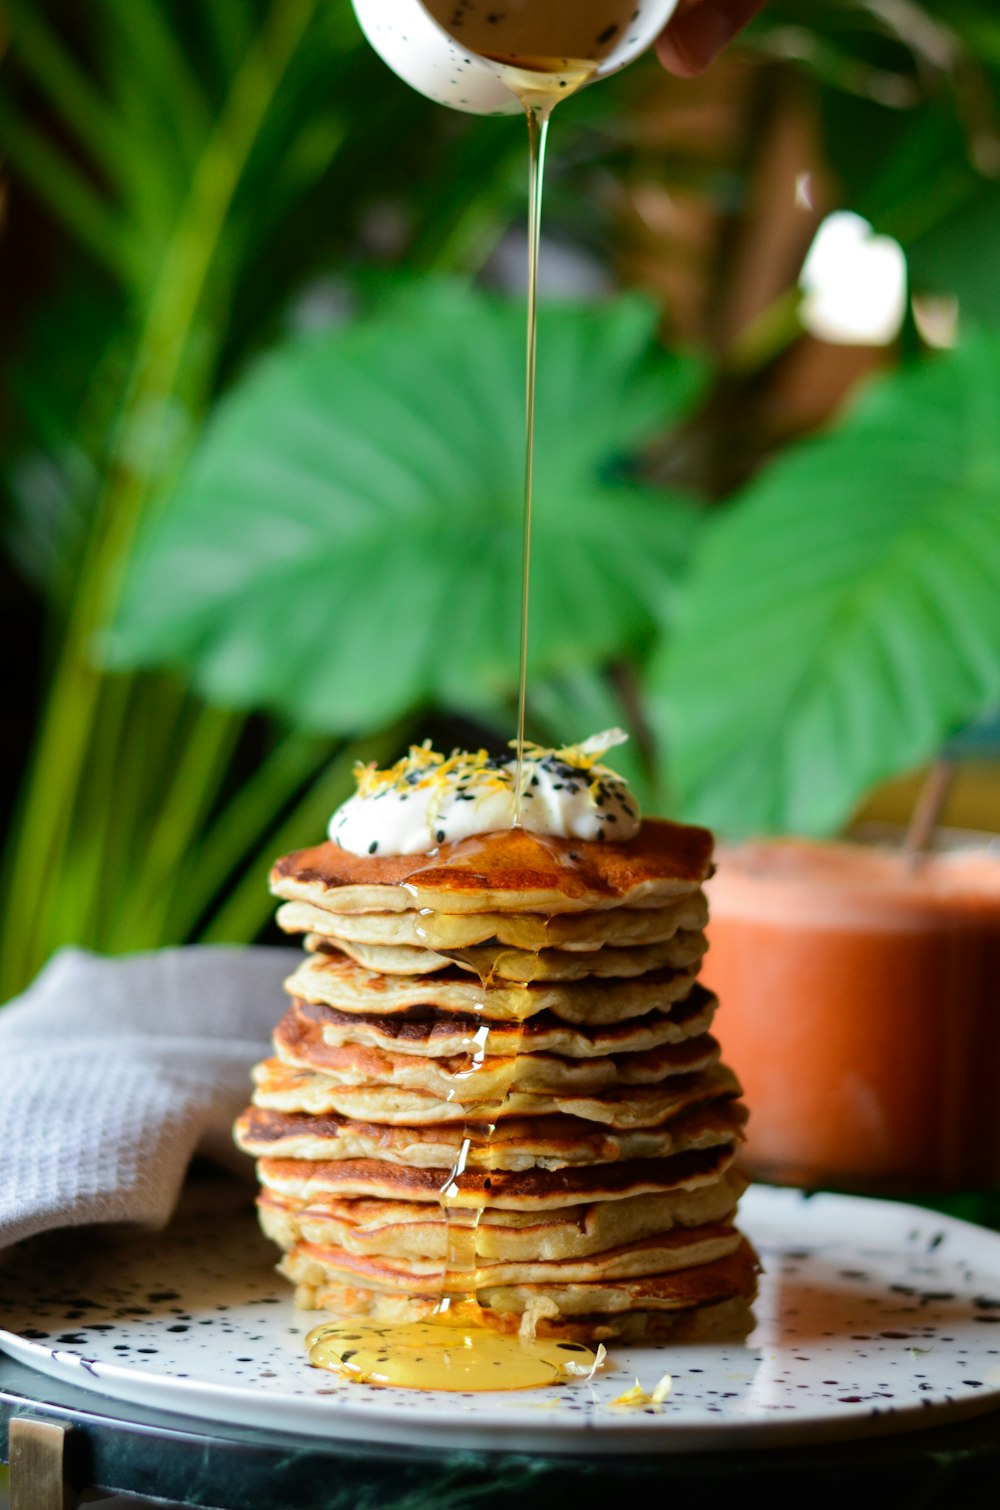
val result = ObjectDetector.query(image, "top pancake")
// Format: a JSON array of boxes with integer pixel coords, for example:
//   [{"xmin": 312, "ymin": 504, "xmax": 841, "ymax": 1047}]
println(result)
[{"xmin": 270, "ymin": 820, "xmax": 714, "ymax": 916}]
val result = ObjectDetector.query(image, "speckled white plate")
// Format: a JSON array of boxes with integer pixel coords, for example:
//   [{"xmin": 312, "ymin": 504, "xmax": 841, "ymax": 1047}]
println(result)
[{"xmin": 2, "ymin": 1179, "xmax": 1000, "ymax": 1453}]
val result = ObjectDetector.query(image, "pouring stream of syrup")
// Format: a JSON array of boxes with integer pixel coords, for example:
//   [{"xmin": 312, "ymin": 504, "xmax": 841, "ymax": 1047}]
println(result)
[
  {"xmin": 512, "ymin": 98, "xmax": 550, "ymax": 829},
  {"xmin": 309, "ymin": 56, "xmax": 604, "ymax": 1395}
]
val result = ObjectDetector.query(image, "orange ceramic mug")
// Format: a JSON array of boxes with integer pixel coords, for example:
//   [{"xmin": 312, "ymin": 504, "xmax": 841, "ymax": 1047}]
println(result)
[{"xmin": 703, "ymin": 837, "xmax": 1000, "ymax": 1192}]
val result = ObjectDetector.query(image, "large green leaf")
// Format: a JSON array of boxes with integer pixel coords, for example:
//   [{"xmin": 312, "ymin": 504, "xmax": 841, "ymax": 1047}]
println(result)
[
  {"xmin": 648, "ymin": 333, "xmax": 1000, "ymax": 837},
  {"xmin": 107, "ymin": 287, "xmax": 703, "ymax": 733}
]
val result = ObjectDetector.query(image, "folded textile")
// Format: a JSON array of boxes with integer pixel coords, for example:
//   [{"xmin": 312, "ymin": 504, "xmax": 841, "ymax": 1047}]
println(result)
[{"xmin": 0, "ymin": 946, "xmax": 290, "ymax": 1252}]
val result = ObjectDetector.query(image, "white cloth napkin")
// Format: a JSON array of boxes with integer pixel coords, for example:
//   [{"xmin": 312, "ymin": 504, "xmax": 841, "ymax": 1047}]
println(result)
[{"xmin": 0, "ymin": 945, "xmax": 291, "ymax": 1253}]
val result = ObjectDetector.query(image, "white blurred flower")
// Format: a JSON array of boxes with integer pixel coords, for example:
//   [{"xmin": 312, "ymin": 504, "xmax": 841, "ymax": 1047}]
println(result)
[{"xmin": 799, "ymin": 211, "xmax": 907, "ymax": 346}]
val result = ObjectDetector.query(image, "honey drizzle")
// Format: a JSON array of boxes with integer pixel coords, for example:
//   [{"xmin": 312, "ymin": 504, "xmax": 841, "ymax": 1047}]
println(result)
[
  {"xmin": 512, "ymin": 98, "xmax": 550, "ymax": 830},
  {"xmin": 309, "ymin": 61, "xmax": 605, "ymax": 1396},
  {"xmin": 423, "ymin": 67, "xmax": 595, "ymax": 1338},
  {"xmin": 436, "ymin": 974, "xmax": 517, "ymax": 1311},
  {"xmin": 358, "ymin": 10, "xmax": 634, "ymax": 836},
  {"xmin": 304, "ymin": 991, "xmax": 601, "ymax": 1391},
  {"xmin": 511, "ymin": 65, "xmax": 595, "ymax": 823}
]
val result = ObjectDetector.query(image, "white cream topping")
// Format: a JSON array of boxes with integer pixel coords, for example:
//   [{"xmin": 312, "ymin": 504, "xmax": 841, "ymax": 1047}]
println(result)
[{"xmin": 329, "ymin": 729, "xmax": 641, "ymax": 856}]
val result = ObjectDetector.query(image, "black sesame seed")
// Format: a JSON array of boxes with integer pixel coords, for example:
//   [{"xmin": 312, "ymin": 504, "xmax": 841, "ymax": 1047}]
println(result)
[{"xmin": 368, "ymin": 841, "xmax": 378, "ymax": 855}]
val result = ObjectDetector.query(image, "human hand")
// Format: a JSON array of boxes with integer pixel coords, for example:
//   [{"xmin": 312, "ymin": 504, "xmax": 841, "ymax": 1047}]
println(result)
[{"xmin": 656, "ymin": 0, "xmax": 768, "ymax": 76}]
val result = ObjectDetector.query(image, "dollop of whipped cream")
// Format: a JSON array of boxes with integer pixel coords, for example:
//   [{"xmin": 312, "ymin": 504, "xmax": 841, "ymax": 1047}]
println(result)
[{"xmin": 329, "ymin": 729, "xmax": 641, "ymax": 856}]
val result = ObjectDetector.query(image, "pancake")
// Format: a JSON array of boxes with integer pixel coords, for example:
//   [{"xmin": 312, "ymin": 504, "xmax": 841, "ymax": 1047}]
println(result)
[
  {"xmin": 235, "ymin": 1097, "xmax": 744, "ymax": 1170},
  {"xmin": 268, "ymin": 1012, "xmax": 723, "ymax": 1098},
  {"xmin": 315, "ymin": 930, "xmax": 707, "ymax": 981},
  {"xmin": 282, "ymin": 1239, "xmax": 759, "ymax": 1334},
  {"xmin": 276, "ymin": 893, "xmax": 708, "ymax": 952},
  {"xmin": 256, "ymin": 1168, "xmax": 749, "ymax": 1260},
  {"xmin": 271, "ymin": 1002, "xmax": 722, "ymax": 1087},
  {"xmin": 251, "ymin": 1058, "xmax": 743, "ymax": 1128},
  {"xmin": 281, "ymin": 1286, "xmax": 755, "ymax": 1342},
  {"xmin": 270, "ymin": 820, "xmax": 714, "ymax": 916},
  {"xmin": 256, "ymin": 1143, "xmax": 738, "ymax": 1210},
  {"xmin": 286, "ymin": 951, "xmax": 703, "ymax": 1024},
  {"xmin": 289, "ymin": 988, "xmax": 717, "ymax": 1059},
  {"xmin": 280, "ymin": 1223, "xmax": 742, "ymax": 1294}
]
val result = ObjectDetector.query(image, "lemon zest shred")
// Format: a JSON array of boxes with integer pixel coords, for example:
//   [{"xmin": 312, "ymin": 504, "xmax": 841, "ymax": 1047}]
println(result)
[
  {"xmin": 562, "ymin": 1342, "xmax": 607, "ymax": 1381},
  {"xmin": 509, "ymin": 727, "xmax": 628, "ymax": 774},
  {"xmin": 350, "ymin": 728, "xmax": 629, "ymax": 806},
  {"xmin": 610, "ymin": 1372, "xmax": 672, "ymax": 1409}
]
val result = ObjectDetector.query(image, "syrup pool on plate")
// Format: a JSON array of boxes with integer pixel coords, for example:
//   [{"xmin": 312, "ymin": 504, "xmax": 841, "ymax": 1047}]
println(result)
[{"xmin": 306, "ymin": 1313, "xmax": 599, "ymax": 1392}]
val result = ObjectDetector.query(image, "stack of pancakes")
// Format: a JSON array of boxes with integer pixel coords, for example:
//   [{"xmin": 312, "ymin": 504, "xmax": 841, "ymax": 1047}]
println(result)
[{"xmin": 235, "ymin": 821, "xmax": 757, "ymax": 1341}]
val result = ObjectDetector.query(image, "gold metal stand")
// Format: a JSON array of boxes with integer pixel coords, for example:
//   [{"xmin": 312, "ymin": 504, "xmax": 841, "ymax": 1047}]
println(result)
[{"xmin": 9, "ymin": 1418, "xmax": 78, "ymax": 1510}]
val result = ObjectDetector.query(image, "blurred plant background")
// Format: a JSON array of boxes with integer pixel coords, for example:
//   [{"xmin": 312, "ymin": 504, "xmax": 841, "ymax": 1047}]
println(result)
[{"xmin": 3, "ymin": 0, "xmax": 1000, "ymax": 996}]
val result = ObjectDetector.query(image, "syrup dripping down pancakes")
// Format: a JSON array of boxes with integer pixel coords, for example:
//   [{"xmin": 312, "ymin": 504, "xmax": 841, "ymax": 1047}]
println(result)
[{"xmin": 236, "ymin": 811, "xmax": 758, "ymax": 1343}]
